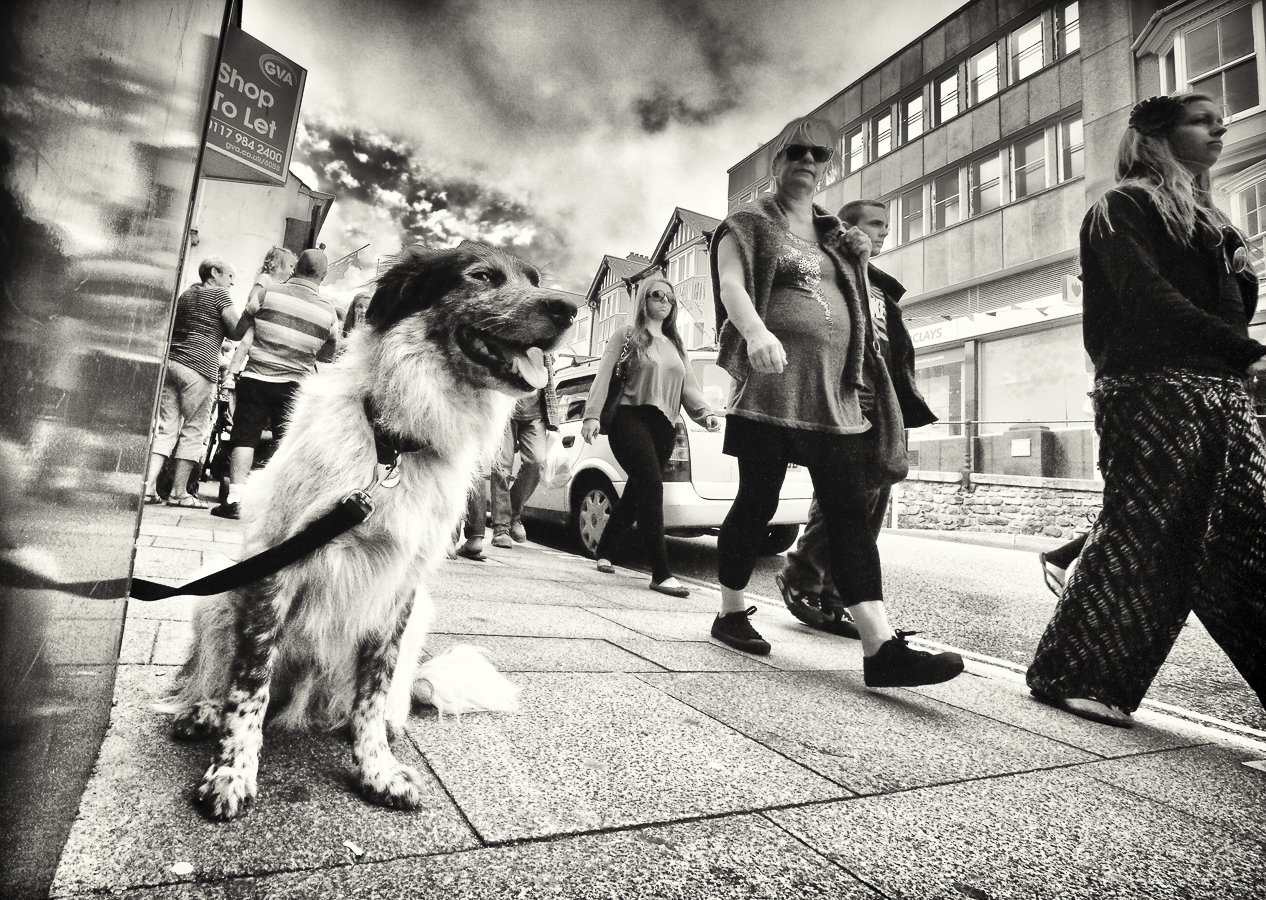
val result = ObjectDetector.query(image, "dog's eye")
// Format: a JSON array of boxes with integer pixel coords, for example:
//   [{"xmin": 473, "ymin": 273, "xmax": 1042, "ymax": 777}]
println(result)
[{"xmin": 468, "ymin": 270, "xmax": 492, "ymax": 284}]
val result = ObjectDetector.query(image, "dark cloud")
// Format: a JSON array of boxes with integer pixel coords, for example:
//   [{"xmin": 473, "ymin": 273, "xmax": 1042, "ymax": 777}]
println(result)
[{"xmin": 297, "ymin": 121, "xmax": 570, "ymax": 276}]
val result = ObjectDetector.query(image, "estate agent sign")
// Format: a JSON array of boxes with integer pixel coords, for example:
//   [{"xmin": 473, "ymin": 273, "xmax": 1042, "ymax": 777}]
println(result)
[{"xmin": 204, "ymin": 27, "xmax": 306, "ymax": 185}]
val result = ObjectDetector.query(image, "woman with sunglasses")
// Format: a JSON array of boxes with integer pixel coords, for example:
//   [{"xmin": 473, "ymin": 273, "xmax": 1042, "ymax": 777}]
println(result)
[
  {"xmin": 581, "ymin": 277, "xmax": 720, "ymax": 597},
  {"xmin": 707, "ymin": 115, "xmax": 964, "ymax": 688},
  {"xmin": 1027, "ymin": 94, "xmax": 1266, "ymax": 728}
]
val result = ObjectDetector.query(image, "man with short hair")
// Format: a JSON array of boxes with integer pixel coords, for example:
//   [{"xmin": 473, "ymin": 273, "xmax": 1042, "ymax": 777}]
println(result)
[
  {"xmin": 211, "ymin": 248, "xmax": 338, "ymax": 519},
  {"xmin": 488, "ymin": 358, "xmax": 560, "ymax": 549},
  {"xmin": 144, "ymin": 256, "xmax": 238, "ymax": 507},
  {"xmin": 776, "ymin": 199, "xmax": 936, "ymax": 636}
]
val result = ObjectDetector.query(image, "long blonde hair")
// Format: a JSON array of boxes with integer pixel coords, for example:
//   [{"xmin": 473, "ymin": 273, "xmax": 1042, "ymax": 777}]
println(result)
[
  {"xmin": 626, "ymin": 277, "xmax": 686, "ymax": 368},
  {"xmin": 1091, "ymin": 92, "xmax": 1231, "ymax": 243},
  {"xmin": 258, "ymin": 246, "xmax": 297, "ymax": 278}
]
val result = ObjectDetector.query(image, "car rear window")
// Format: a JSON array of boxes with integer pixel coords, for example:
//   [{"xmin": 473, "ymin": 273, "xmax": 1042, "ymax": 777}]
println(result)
[{"xmin": 556, "ymin": 374, "xmax": 596, "ymax": 423}]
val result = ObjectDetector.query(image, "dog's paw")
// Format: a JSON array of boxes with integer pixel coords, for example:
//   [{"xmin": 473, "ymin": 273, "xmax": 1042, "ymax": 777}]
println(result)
[
  {"xmin": 172, "ymin": 701, "xmax": 223, "ymax": 741},
  {"xmin": 356, "ymin": 761, "xmax": 426, "ymax": 810},
  {"xmin": 196, "ymin": 763, "xmax": 257, "ymax": 820}
]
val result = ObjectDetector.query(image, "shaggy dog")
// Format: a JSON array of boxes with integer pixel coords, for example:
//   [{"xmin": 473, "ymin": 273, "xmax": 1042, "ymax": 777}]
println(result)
[{"xmin": 160, "ymin": 242, "xmax": 576, "ymax": 820}]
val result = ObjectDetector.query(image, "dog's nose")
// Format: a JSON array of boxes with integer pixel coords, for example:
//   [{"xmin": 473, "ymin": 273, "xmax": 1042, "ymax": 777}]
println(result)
[{"xmin": 542, "ymin": 295, "xmax": 579, "ymax": 329}]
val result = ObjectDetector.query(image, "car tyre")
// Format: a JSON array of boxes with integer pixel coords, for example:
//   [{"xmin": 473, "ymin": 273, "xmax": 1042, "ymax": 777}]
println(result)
[
  {"xmin": 759, "ymin": 524, "xmax": 800, "ymax": 556},
  {"xmin": 571, "ymin": 476, "xmax": 616, "ymax": 558}
]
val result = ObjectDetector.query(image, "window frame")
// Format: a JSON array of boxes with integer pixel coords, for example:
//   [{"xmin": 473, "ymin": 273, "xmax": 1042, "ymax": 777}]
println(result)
[
  {"xmin": 872, "ymin": 106, "xmax": 894, "ymax": 159},
  {"xmin": 970, "ymin": 150, "xmax": 1004, "ymax": 216},
  {"xmin": 931, "ymin": 167, "xmax": 964, "ymax": 232},
  {"xmin": 1056, "ymin": 1, "xmax": 1081, "ymax": 58},
  {"xmin": 1161, "ymin": 1, "xmax": 1265, "ymax": 123},
  {"xmin": 968, "ymin": 42, "xmax": 1001, "ymax": 107},
  {"xmin": 1010, "ymin": 15, "xmax": 1047, "ymax": 83},
  {"xmin": 845, "ymin": 124, "xmax": 866, "ymax": 174},
  {"xmin": 1058, "ymin": 114, "xmax": 1084, "ymax": 182},
  {"xmin": 936, "ymin": 68, "xmax": 961, "ymax": 126},
  {"xmin": 902, "ymin": 90, "xmax": 926, "ymax": 143},
  {"xmin": 1011, "ymin": 128, "xmax": 1049, "ymax": 201},
  {"xmin": 900, "ymin": 183, "xmax": 927, "ymax": 244}
]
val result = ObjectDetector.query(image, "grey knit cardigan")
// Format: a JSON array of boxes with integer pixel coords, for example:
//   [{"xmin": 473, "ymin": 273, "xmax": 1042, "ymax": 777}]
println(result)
[{"xmin": 709, "ymin": 194, "xmax": 868, "ymax": 390}]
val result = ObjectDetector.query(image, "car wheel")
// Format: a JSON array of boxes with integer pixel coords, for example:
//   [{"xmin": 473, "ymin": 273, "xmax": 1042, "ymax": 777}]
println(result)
[
  {"xmin": 571, "ymin": 476, "xmax": 615, "ymax": 558},
  {"xmin": 759, "ymin": 524, "xmax": 800, "ymax": 556}
]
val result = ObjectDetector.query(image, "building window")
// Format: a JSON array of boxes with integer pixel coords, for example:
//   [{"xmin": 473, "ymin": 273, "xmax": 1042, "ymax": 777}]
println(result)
[
  {"xmin": 932, "ymin": 169, "xmax": 961, "ymax": 230},
  {"xmin": 1059, "ymin": 116, "xmax": 1084, "ymax": 181},
  {"xmin": 903, "ymin": 93, "xmax": 925, "ymax": 142},
  {"xmin": 873, "ymin": 109, "xmax": 893, "ymax": 158},
  {"xmin": 968, "ymin": 45, "xmax": 999, "ymax": 106},
  {"xmin": 1162, "ymin": 46, "xmax": 1177, "ymax": 92},
  {"xmin": 846, "ymin": 126, "xmax": 865, "ymax": 173},
  {"xmin": 1012, "ymin": 130, "xmax": 1047, "ymax": 199},
  {"xmin": 1057, "ymin": 2, "xmax": 1080, "ymax": 57},
  {"xmin": 971, "ymin": 153, "xmax": 1002, "ymax": 214},
  {"xmin": 936, "ymin": 70, "xmax": 960, "ymax": 124},
  {"xmin": 1012, "ymin": 17, "xmax": 1045, "ymax": 81},
  {"xmin": 911, "ymin": 347, "xmax": 964, "ymax": 439},
  {"xmin": 1184, "ymin": 4, "xmax": 1258, "ymax": 117},
  {"xmin": 979, "ymin": 324, "xmax": 1093, "ymax": 436},
  {"xmin": 901, "ymin": 185, "xmax": 925, "ymax": 242},
  {"xmin": 1240, "ymin": 181, "xmax": 1266, "ymax": 237}
]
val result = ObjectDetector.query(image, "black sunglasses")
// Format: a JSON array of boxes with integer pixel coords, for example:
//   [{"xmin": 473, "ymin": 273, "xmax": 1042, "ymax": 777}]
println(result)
[
  {"xmin": 783, "ymin": 143, "xmax": 833, "ymax": 163},
  {"xmin": 648, "ymin": 288, "xmax": 676, "ymax": 304}
]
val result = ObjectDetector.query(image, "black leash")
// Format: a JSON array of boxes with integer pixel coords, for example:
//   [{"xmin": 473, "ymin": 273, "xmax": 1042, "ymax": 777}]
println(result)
[{"xmin": 127, "ymin": 489, "xmax": 375, "ymax": 601}]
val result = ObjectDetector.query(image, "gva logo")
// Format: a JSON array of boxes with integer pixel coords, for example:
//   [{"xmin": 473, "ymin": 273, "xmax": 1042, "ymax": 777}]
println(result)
[{"xmin": 259, "ymin": 53, "xmax": 294, "ymax": 87}]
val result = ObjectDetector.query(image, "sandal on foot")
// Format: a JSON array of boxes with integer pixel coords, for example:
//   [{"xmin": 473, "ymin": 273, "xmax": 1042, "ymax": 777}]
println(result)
[
  {"xmin": 596, "ymin": 559, "xmax": 615, "ymax": 574},
  {"xmin": 456, "ymin": 546, "xmax": 487, "ymax": 562},
  {"xmin": 144, "ymin": 492, "xmax": 163, "ymax": 505},
  {"xmin": 1031, "ymin": 690, "xmax": 1133, "ymax": 728},
  {"xmin": 167, "ymin": 495, "xmax": 208, "ymax": 509},
  {"xmin": 649, "ymin": 578, "xmax": 690, "ymax": 598}
]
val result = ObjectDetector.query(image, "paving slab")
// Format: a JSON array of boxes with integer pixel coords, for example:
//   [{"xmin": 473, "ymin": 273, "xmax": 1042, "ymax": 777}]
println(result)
[
  {"xmin": 429, "ymin": 597, "xmax": 652, "ymax": 642},
  {"xmin": 912, "ymin": 667, "xmax": 1207, "ymax": 756},
  {"xmin": 407, "ymin": 671, "xmax": 847, "ymax": 843},
  {"xmin": 119, "ymin": 617, "xmax": 159, "ymax": 665},
  {"xmin": 430, "ymin": 573, "xmax": 623, "ymax": 608},
  {"xmin": 50, "ymin": 813, "xmax": 882, "ymax": 899},
  {"xmin": 138, "ymin": 524, "xmax": 215, "ymax": 542},
  {"xmin": 769, "ymin": 767, "xmax": 1266, "ymax": 900},
  {"xmin": 1077, "ymin": 743, "xmax": 1266, "ymax": 843},
  {"xmin": 606, "ymin": 635, "xmax": 777, "ymax": 672},
  {"xmin": 639, "ymin": 670, "xmax": 1095, "ymax": 795},
  {"xmin": 424, "ymin": 633, "xmax": 668, "ymax": 673},
  {"xmin": 49, "ymin": 665, "xmax": 480, "ymax": 898},
  {"xmin": 133, "ymin": 547, "xmax": 203, "ymax": 579}
]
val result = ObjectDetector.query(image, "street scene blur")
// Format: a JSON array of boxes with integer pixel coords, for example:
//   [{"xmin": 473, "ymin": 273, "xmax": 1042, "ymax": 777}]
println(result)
[{"xmin": 3, "ymin": 0, "xmax": 1266, "ymax": 898}]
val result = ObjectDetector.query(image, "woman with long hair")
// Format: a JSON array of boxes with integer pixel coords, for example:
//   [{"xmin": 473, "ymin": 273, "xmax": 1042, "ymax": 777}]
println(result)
[
  {"xmin": 581, "ymin": 277, "xmax": 720, "ymax": 597},
  {"xmin": 1027, "ymin": 93, "xmax": 1266, "ymax": 727},
  {"xmin": 706, "ymin": 115, "xmax": 963, "ymax": 688}
]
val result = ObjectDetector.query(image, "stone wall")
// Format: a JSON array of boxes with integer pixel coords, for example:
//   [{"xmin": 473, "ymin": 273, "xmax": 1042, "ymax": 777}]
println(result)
[{"xmin": 892, "ymin": 471, "xmax": 1102, "ymax": 540}]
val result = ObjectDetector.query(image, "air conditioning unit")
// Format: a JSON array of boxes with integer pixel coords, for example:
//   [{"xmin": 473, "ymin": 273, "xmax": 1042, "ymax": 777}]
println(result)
[{"xmin": 1061, "ymin": 273, "xmax": 1083, "ymax": 306}]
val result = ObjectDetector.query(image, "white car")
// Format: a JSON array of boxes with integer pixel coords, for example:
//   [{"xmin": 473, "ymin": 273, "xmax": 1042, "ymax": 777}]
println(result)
[{"xmin": 522, "ymin": 350, "xmax": 814, "ymax": 557}]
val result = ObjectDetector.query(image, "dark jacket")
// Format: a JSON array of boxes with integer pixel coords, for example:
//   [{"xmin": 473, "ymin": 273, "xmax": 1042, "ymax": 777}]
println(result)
[
  {"xmin": 1081, "ymin": 185, "xmax": 1264, "ymax": 377},
  {"xmin": 868, "ymin": 266, "xmax": 937, "ymax": 430}
]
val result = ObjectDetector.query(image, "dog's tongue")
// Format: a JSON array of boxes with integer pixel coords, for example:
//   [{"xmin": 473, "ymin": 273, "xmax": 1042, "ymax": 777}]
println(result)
[{"xmin": 512, "ymin": 346, "xmax": 549, "ymax": 389}]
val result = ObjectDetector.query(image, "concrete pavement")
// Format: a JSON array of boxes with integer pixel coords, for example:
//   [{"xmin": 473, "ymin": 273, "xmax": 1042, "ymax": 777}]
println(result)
[{"xmin": 48, "ymin": 497, "xmax": 1266, "ymax": 899}]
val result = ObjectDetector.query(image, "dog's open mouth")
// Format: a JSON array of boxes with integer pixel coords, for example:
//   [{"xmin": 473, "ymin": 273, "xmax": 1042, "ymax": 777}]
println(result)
[{"xmin": 457, "ymin": 326, "xmax": 551, "ymax": 391}]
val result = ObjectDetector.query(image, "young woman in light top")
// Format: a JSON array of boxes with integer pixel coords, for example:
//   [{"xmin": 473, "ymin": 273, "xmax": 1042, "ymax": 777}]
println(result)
[{"xmin": 582, "ymin": 278, "xmax": 720, "ymax": 597}]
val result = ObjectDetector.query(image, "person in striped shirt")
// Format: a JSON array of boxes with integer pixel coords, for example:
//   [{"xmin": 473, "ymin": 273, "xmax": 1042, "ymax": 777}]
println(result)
[
  {"xmin": 144, "ymin": 256, "xmax": 238, "ymax": 507},
  {"xmin": 212, "ymin": 248, "xmax": 338, "ymax": 520}
]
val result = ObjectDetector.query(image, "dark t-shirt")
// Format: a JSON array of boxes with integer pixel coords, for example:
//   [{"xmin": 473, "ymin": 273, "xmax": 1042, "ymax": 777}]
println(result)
[{"xmin": 169, "ymin": 283, "xmax": 231, "ymax": 381}]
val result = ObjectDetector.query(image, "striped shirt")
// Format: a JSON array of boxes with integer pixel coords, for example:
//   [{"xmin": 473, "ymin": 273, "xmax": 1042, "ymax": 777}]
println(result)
[
  {"xmin": 169, "ymin": 283, "xmax": 232, "ymax": 381},
  {"xmin": 241, "ymin": 277, "xmax": 338, "ymax": 383}
]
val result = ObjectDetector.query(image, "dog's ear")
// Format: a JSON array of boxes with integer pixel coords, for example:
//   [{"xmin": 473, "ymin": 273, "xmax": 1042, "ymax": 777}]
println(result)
[{"xmin": 365, "ymin": 245, "xmax": 469, "ymax": 332}]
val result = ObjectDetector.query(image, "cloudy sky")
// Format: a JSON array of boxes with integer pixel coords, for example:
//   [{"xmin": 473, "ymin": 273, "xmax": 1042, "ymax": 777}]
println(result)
[{"xmin": 244, "ymin": 0, "xmax": 968, "ymax": 296}]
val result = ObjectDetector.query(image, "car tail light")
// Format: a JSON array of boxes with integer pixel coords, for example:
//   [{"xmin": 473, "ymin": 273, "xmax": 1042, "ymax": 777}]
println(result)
[{"xmin": 664, "ymin": 420, "xmax": 691, "ymax": 482}]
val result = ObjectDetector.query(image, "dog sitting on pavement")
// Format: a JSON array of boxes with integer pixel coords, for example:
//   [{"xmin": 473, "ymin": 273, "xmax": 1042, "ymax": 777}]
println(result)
[{"xmin": 159, "ymin": 242, "xmax": 577, "ymax": 820}]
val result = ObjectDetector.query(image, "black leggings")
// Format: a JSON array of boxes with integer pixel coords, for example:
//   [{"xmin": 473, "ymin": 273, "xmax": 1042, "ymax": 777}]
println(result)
[
  {"xmin": 718, "ymin": 432, "xmax": 882, "ymax": 604},
  {"xmin": 596, "ymin": 405, "xmax": 676, "ymax": 583}
]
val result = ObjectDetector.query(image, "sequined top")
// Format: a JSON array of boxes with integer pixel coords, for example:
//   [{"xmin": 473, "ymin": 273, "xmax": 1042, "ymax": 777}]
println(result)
[{"xmin": 728, "ymin": 232, "xmax": 870, "ymax": 434}]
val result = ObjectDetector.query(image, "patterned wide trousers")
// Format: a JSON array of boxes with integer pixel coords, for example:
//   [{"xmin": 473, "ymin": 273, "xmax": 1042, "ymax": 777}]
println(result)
[{"xmin": 1027, "ymin": 369, "xmax": 1266, "ymax": 714}]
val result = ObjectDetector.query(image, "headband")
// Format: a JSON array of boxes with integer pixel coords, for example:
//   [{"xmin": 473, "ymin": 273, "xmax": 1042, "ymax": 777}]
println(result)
[{"xmin": 1128, "ymin": 95, "xmax": 1184, "ymax": 136}]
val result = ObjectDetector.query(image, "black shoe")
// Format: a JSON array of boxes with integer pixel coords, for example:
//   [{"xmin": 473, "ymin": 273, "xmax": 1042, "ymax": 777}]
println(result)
[
  {"xmin": 210, "ymin": 501, "xmax": 240, "ymax": 520},
  {"xmin": 711, "ymin": 606, "xmax": 771, "ymax": 655},
  {"xmin": 863, "ymin": 631, "xmax": 964, "ymax": 687},
  {"xmin": 777, "ymin": 574, "xmax": 860, "ymax": 640}
]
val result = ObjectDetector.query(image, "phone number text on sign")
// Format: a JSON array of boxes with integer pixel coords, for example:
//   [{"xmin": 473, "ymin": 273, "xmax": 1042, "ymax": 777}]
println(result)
[{"xmin": 208, "ymin": 117, "xmax": 285, "ymax": 170}]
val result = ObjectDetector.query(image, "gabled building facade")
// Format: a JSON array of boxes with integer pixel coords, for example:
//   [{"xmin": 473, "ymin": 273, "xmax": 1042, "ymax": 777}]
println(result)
[
  {"xmin": 585, "ymin": 254, "xmax": 648, "ymax": 358},
  {"xmin": 647, "ymin": 208, "xmax": 722, "ymax": 350}
]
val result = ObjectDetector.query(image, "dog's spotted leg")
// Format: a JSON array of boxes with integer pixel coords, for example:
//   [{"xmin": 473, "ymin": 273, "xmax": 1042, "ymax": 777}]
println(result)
[
  {"xmin": 351, "ymin": 598, "xmax": 425, "ymax": 809},
  {"xmin": 196, "ymin": 585, "xmax": 282, "ymax": 820}
]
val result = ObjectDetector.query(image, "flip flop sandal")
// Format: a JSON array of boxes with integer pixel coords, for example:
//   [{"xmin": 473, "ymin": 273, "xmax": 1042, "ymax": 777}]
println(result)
[
  {"xmin": 456, "ymin": 547, "xmax": 488, "ymax": 562},
  {"xmin": 167, "ymin": 495, "xmax": 209, "ymax": 509},
  {"xmin": 144, "ymin": 492, "xmax": 164, "ymax": 505},
  {"xmin": 649, "ymin": 579, "xmax": 690, "ymax": 598},
  {"xmin": 1038, "ymin": 552, "xmax": 1066, "ymax": 598},
  {"xmin": 596, "ymin": 560, "xmax": 616, "ymax": 574}
]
